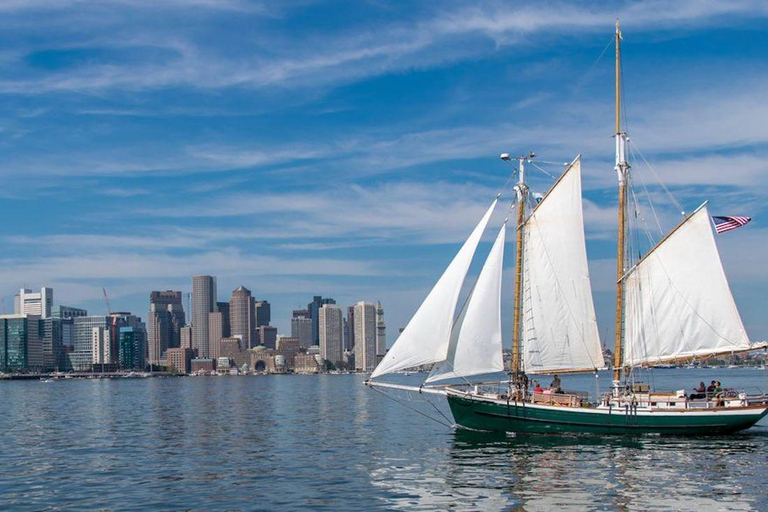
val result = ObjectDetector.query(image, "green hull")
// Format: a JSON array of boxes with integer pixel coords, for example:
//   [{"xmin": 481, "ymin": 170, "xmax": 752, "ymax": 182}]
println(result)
[{"xmin": 447, "ymin": 393, "xmax": 768, "ymax": 435}]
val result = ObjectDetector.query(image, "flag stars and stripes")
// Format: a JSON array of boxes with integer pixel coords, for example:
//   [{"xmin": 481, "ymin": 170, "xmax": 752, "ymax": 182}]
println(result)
[{"xmin": 711, "ymin": 215, "xmax": 751, "ymax": 234}]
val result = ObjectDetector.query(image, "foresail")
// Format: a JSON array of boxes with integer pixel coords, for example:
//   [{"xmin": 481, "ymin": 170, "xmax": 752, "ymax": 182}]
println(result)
[
  {"xmin": 623, "ymin": 204, "xmax": 755, "ymax": 366},
  {"xmin": 426, "ymin": 224, "xmax": 506, "ymax": 384},
  {"xmin": 370, "ymin": 199, "xmax": 498, "ymax": 379},
  {"xmin": 521, "ymin": 158, "xmax": 605, "ymax": 374}
]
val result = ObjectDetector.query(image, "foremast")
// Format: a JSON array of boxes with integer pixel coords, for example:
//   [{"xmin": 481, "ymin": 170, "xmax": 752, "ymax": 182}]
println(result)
[
  {"xmin": 510, "ymin": 154, "xmax": 529, "ymax": 383},
  {"xmin": 613, "ymin": 19, "xmax": 629, "ymax": 384}
]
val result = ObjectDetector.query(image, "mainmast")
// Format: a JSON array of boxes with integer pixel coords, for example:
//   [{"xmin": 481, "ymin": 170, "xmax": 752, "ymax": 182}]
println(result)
[{"xmin": 613, "ymin": 19, "xmax": 629, "ymax": 383}]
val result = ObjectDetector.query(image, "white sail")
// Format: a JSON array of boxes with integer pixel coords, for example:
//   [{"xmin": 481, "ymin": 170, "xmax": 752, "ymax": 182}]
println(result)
[
  {"xmin": 521, "ymin": 158, "xmax": 605, "ymax": 374},
  {"xmin": 370, "ymin": 199, "xmax": 498, "ymax": 379},
  {"xmin": 623, "ymin": 204, "xmax": 760, "ymax": 366},
  {"xmin": 426, "ymin": 224, "xmax": 506, "ymax": 384}
]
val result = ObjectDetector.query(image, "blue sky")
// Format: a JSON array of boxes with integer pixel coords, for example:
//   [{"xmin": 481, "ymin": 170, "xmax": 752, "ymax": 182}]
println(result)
[{"xmin": 0, "ymin": 0, "xmax": 766, "ymax": 344}]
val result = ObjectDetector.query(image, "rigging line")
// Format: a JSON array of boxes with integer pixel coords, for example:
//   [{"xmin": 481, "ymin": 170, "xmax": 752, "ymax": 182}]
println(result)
[
  {"xmin": 575, "ymin": 35, "xmax": 615, "ymax": 93},
  {"xmin": 424, "ymin": 394, "xmax": 455, "ymax": 426},
  {"xmin": 369, "ymin": 385, "xmax": 454, "ymax": 429},
  {"xmin": 628, "ymin": 180, "xmax": 659, "ymax": 247},
  {"xmin": 629, "ymin": 139, "xmax": 685, "ymax": 215},
  {"xmin": 628, "ymin": 146, "xmax": 664, "ymax": 237},
  {"xmin": 529, "ymin": 161, "xmax": 557, "ymax": 180}
]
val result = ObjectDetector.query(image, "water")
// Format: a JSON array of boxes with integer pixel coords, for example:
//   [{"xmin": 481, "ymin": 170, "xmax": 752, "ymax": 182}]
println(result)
[{"xmin": 2, "ymin": 369, "xmax": 768, "ymax": 511}]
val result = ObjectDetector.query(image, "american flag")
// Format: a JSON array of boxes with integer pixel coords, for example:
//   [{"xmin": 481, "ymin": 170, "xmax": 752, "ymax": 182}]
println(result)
[{"xmin": 711, "ymin": 215, "xmax": 751, "ymax": 234}]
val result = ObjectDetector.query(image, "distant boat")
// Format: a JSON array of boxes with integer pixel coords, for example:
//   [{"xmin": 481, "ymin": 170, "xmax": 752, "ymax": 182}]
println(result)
[{"xmin": 367, "ymin": 20, "xmax": 768, "ymax": 435}]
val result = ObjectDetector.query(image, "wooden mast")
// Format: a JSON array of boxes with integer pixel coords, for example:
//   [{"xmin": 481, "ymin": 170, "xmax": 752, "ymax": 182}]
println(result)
[
  {"xmin": 511, "ymin": 156, "xmax": 527, "ymax": 379},
  {"xmin": 613, "ymin": 19, "xmax": 628, "ymax": 383}
]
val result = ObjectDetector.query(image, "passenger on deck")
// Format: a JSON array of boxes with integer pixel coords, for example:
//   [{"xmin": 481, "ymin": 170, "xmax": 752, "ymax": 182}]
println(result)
[
  {"xmin": 550, "ymin": 374, "xmax": 562, "ymax": 393},
  {"xmin": 714, "ymin": 381, "xmax": 724, "ymax": 407},
  {"xmin": 691, "ymin": 382, "xmax": 706, "ymax": 399},
  {"xmin": 534, "ymin": 382, "xmax": 543, "ymax": 394},
  {"xmin": 706, "ymin": 380, "xmax": 716, "ymax": 398}
]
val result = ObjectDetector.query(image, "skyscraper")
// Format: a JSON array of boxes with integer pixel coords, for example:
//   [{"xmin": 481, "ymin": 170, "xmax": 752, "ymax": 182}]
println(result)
[
  {"xmin": 208, "ymin": 311, "xmax": 224, "ymax": 359},
  {"xmin": 376, "ymin": 301, "xmax": 387, "ymax": 356},
  {"xmin": 73, "ymin": 316, "xmax": 107, "ymax": 371},
  {"xmin": 192, "ymin": 275, "xmax": 217, "ymax": 358},
  {"xmin": 291, "ymin": 310, "xmax": 313, "ymax": 348},
  {"xmin": 256, "ymin": 325, "xmax": 278, "ymax": 350},
  {"xmin": 254, "ymin": 300, "xmax": 271, "ymax": 327},
  {"xmin": 147, "ymin": 291, "xmax": 185, "ymax": 365},
  {"xmin": 119, "ymin": 327, "xmax": 146, "ymax": 370},
  {"xmin": 216, "ymin": 302, "xmax": 231, "ymax": 338},
  {"xmin": 229, "ymin": 286, "xmax": 255, "ymax": 349},
  {"xmin": 308, "ymin": 296, "xmax": 335, "ymax": 346},
  {"xmin": 345, "ymin": 306, "xmax": 355, "ymax": 351},
  {"xmin": 319, "ymin": 304, "xmax": 343, "ymax": 365},
  {"xmin": 0, "ymin": 314, "xmax": 43, "ymax": 372},
  {"xmin": 354, "ymin": 302, "xmax": 377, "ymax": 372},
  {"xmin": 14, "ymin": 287, "xmax": 53, "ymax": 319}
]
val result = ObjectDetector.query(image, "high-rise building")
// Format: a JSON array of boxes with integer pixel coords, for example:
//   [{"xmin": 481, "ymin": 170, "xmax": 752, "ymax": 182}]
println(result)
[
  {"xmin": 52, "ymin": 305, "xmax": 87, "ymax": 319},
  {"xmin": 307, "ymin": 296, "xmax": 336, "ymax": 346},
  {"xmin": 291, "ymin": 314, "xmax": 313, "ymax": 348},
  {"xmin": 376, "ymin": 301, "xmax": 387, "ymax": 356},
  {"xmin": 14, "ymin": 288, "xmax": 53, "ymax": 319},
  {"xmin": 229, "ymin": 286, "xmax": 255, "ymax": 349},
  {"xmin": 345, "ymin": 306, "xmax": 355, "ymax": 351},
  {"xmin": 192, "ymin": 276, "xmax": 217, "ymax": 358},
  {"xmin": 147, "ymin": 291, "xmax": 185, "ymax": 365},
  {"xmin": 92, "ymin": 327, "xmax": 111, "ymax": 365},
  {"xmin": 119, "ymin": 327, "xmax": 146, "ymax": 370},
  {"xmin": 254, "ymin": 300, "xmax": 271, "ymax": 327},
  {"xmin": 208, "ymin": 311, "xmax": 224, "ymax": 359},
  {"xmin": 73, "ymin": 316, "xmax": 107, "ymax": 371},
  {"xmin": 180, "ymin": 326, "xmax": 193, "ymax": 350},
  {"xmin": 41, "ymin": 317, "xmax": 67, "ymax": 371},
  {"xmin": 319, "ymin": 304, "xmax": 343, "ymax": 365},
  {"xmin": 354, "ymin": 302, "xmax": 377, "ymax": 372},
  {"xmin": 108, "ymin": 313, "xmax": 145, "ymax": 365},
  {"xmin": 216, "ymin": 302, "xmax": 231, "ymax": 338},
  {"xmin": 256, "ymin": 325, "xmax": 278, "ymax": 349},
  {"xmin": 0, "ymin": 314, "xmax": 43, "ymax": 372}
]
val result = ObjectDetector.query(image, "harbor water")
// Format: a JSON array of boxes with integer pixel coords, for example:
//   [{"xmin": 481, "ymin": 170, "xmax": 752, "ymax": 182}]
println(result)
[{"xmin": 2, "ymin": 369, "xmax": 768, "ymax": 511}]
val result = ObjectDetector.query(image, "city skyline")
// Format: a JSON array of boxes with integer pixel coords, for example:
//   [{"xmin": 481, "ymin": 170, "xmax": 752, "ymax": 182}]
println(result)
[{"xmin": 0, "ymin": 2, "xmax": 766, "ymax": 345}]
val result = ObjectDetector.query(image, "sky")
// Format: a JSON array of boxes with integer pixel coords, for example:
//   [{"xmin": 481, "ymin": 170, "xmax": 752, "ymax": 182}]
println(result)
[{"xmin": 0, "ymin": 0, "xmax": 766, "ymax": 345}]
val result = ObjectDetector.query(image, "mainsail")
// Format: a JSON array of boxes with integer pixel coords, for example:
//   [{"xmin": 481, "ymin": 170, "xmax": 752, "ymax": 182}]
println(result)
[
  {"xmin": 426, "ymin": 224, "xmax": 506, "ymax": 384},
  {"xmin": 521, "ymin": 158, "xmax": 605, "ymax": 374},
  {"xmin": 623, "ymin": 204, "xmax": 762, "ymax": 366},
  {"xmin": 370, "ymin": 199, "xmax": 498, "ymax": 379}
]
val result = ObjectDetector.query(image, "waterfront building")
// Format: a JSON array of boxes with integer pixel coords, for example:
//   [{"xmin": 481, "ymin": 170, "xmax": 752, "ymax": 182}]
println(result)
[
  {"xmin": 319, "ymin": 304, "xmax": 343, "ymax": 366},
  {"xmin": 307, "ymin": 296, "xmax": 336, "ymax": 347},
  {"xmin": 52, "ymin": 305, "xmax": 87, "ymax": 319},
  {"xmin": 219, "ymin": 337, "xmax": 250, "ymax": 370},
  {"xmin": 291, "ymin": 313, "xmax": 313, "ymax": 348},
  {"xmin": 41, "ymin": 317, "xmax": 67, "ymax": 371},
  {"xmin": 166, "ymin": 347, "xmax": 194, "ymax": 373},
  {"xmin": 192, "ymin": 275, "xmax": 217, "ymax": 358},
  {"xmin": 354, "ymin": 302, "xmax": 377, "ymax": 372},
  {"xmin": 73, "ymin": 316, "xmax": 107, "ymax": 371},
  {"xmin": 0, "ymin": 314, "xmax": 43, "ymax": 372},
  {"xmin": 256, "ymin": 325, "xmax": 277, "ymax": 349},
  {"xmin": 191, "ymin": 358, "xmax": 214, "ymax": 373},
  {"xmin": 276, "ymin": 336, "xmax": 301, "ymax": 365},
  {"xmin": 118, "ymin": 327, "xmax": 146, "ymax": 370},
  {"xmin": 92, "ymin": 326, "xmax": 111, "ymax": 365},
  {"xmin": 180, "ymin": 326, "xmax": 192, "ymax": 350},
  {"xmin": 147, "ymin": 291, "xmax": 185, "ymax": 366},
  {"xmin": 254, "ymin": 300, "xmax": 271, "ymax": 327},
  {"xmin": 294, "ymin": 352, "xmax": 325, "ymax": 374},
  {"xmin": 376, "ymin": 301, "xmax": 387, "ymax": 356},
  {"xmin": 14, "ymin": 287, "xmax": 53, "ymax": 319},
  {"xmin": 108, "ymin": 313, "xmax": 145, "ymax": 366},
  {"xmin": 229, "ymin": 286, "xmax": 255, "ymax": 349}
]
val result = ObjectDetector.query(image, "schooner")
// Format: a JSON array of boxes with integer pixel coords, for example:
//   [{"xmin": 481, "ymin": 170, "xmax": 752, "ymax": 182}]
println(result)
[{"xmin": 366, "ymin": 21, "xmax": 768, "ymax": 434}]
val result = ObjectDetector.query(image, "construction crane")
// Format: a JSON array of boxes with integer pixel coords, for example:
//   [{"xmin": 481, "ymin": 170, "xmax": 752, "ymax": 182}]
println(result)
[{"xmin": 102, "ymin": 287, "xmax": 112, "ymax": 315}]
